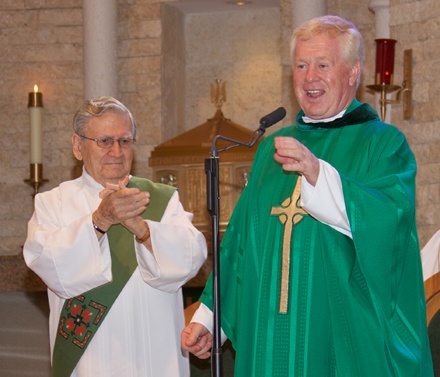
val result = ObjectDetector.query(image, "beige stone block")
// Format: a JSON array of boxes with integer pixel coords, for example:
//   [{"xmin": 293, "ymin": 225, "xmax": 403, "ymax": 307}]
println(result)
[
  {"xmin": 0, "ymin": 164, "xmax": 29, "ymax": 186},
  {"xmin": 3, "ymin": 43, "xmax": 81, "ymax": 63},
  {"xmin": 5, "ymin": 147, "xmax": 29, "ymax": 170},
  {"xmin": 122, "ymin": 89, "xmax": 161, "ymax": 109},
  {"xmin": 420, "ymin": 38, "xmax": 440, "ymax": 61},
  {"xmin": 418, "ymin": 207, "xmax": 440, "ymax": 232},
  {"xmin": 0, "ymin": 191, "xmax": 34, "ymax": 223},
  {"xmin": 119, "ymin": 3, "xmax": 161, "ymax": 23},
  {"xmin": 0, "ymin": 9, "xmax": 36, "ymax": 28},
  {"xmin": 416, "ymin": 183, "xmax": 440, "ymax": 207},
  {"xmin": 44, "ymin": 131, "xmax": 73, "ymax": 152},
  {"xmin": 419, "ymin": 226, "xmax": 440, "ymax": 249},
  {"xmin": 119, "ymin": 19, "xmax": 161, "ymax": 39},
  {"xmin": 0, "ymin": 1, "xmax": 26, "ymax": 11},
  {"xmin": 38, "ymin": 8, "xmax": 82, "ymax": 26},
  {"xmin": 413, "ymin": 122, "xmax": 440, "ymax": 144},
  {"xmin": 391, "ymin": 3, "xmax": 421, "ymax": 25},
  {"xmin": 133, "ymin": 122, "xmax": 162, "ymax": 145},
  {"xmin": 413, "ymin": 81, "xmax": 429, "ymax": 104},
  {"xmin": 413, "ymin": 100, "xmax": 440, "ymax": 123},
  {"xmin": 420, "ymin": 0, "xmax": 440, "ymax": 20},
  {"xmin": 49, "ymin": 91, "xmax": 83, "ymax": 113},
  {"xmin": 119, "ymin": 56, "xmax": 160, "ymax": 76},
  {"xmin": 118, "ymin": 38, "xmax": 161, "ymax": 57},
  {"xmin": 0, "ymin": 239, "xmax": 27, "ymax": 256},
  {"xmin": 0, "ymin": 26, "xmax": 82, "ymax": 45},
  {"xmin": 416, "ymin": 162, "xmax": 440, "ymax": 185},
  {"xmin": 139, "ymin": 69, "xmax": 161, "ymax": 96},
  {"xmin": 25, "ymin": 0, "xmax": 82, "ymax": 10},
  {"xmin": 414, "ymin": 19, "xmax": 440, "ymax": 40},
  {"xmin": 118, "ymin": 75, "xmax": 138, "ymax": 93},
  {"xmin": 1, "ymin": 63, "xmax": 82, "ymax": 87},
  {"xmin": 132, "ymin": 144, "xmax": 155, "ymax": 180}
]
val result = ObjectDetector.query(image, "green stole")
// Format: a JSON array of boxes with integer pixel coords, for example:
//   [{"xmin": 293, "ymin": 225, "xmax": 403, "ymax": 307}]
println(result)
[
  {"xmin": 51, "ymin": 177, "xmax": 175, "ymax": 377},
  {"xmin": 201, "ymin": 100, "xmax": 433, "ymax": 376}
]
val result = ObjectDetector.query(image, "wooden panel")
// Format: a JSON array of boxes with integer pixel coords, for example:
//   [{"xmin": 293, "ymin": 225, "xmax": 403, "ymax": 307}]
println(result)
[{"xmin": 425, "ymin": 272, "xmax": 440, "ymax": 324}]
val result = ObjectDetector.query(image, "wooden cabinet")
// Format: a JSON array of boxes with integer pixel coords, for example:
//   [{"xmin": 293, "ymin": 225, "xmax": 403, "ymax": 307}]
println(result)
[{"xmin": 149, "ymin": 109, "xmax": 261, "ymax": 287}]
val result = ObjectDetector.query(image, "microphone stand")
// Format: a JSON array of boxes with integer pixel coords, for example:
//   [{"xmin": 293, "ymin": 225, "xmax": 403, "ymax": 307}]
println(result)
[
  {"xmin": 204, "ymin": 107, "xmax": 286, "ymax": 377},
  {"xmin": 205, "ymin": 129, "xmax": 267, "ymax": 377}
]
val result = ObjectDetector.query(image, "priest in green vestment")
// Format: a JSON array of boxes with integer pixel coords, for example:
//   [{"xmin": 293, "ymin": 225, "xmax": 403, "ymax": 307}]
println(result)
[{"xmin": 181, "ymin": 15, "xmax": 434, "ymax": 377}]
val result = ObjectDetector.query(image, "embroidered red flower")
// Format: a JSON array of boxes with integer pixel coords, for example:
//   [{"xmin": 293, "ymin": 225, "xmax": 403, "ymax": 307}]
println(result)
[
  {"xmin": 75, "ymin": 324, "xmax": 86, "ymax": 337},
  {"xmin": 65, "ymin": 304, "xmax": 93, "ymax": 337},
  {"xmin": 66, "ymin": 318, "xmax": 75, "ymax": 332},
  {"xmin": 82, "ymin": 309, "xmax": 92, "ymax": 323},
  {"xmin": 70, "ymin": 304, "xmax": 82, "ymax": 317}
]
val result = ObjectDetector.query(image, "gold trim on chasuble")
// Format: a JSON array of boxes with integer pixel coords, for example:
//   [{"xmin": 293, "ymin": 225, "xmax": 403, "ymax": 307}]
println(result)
[{"xmin": 270, "ymin": 177, "xmax": 308, "ymax": 314}]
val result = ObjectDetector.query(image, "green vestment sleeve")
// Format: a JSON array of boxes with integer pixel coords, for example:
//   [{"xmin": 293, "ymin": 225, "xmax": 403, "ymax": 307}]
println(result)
[{"xmin": 200, "ymin": 101, "xmax": 433, "ymax": 377}]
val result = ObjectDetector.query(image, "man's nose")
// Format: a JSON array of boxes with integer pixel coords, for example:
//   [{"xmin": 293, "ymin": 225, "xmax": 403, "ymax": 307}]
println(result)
[
  {"xmin": 305, "ymin": 66, "xmax": 319, "ymax": 81},
  {"xmin": 108, "ymin": 141, "xmax": 123, "ymax": 155}
]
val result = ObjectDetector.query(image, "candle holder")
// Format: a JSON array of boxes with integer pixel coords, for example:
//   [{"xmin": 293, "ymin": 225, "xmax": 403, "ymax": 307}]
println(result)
[
  {"xmin": 25, "ymin": 163, "xmax": 48, "ymax": 197},
  {"xmin": 366, "ymin": 40, "xmax": 412, "ymax": 121}
]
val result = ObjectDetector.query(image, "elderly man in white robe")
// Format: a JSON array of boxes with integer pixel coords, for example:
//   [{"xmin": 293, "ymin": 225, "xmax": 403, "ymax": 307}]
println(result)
[{"xmin": 24, "ymin": 96, "xmax": 207, "ymax": 377}]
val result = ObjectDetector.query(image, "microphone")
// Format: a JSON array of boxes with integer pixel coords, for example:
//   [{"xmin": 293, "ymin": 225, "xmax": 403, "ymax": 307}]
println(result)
[
  {"xmin": 211, "ymin": 107, "xmax": 287, "ymax": 156},
  {"xmin": 258, "ymin": 107, "xmax": 287, "ymax": 132}
]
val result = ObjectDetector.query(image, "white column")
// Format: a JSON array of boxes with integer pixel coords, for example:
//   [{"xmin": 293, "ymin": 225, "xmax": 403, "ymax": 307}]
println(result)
[
  {"xmin": 292, "ymin": 0, "xmax": 327, "ymax": 28},
  {"xmin": 281, "ymin": 0, "xmax": 326, "ymax": 119},
  {"xmin": 369, "ymin": 0, "xmax": 391, "ymax": 38},
  {"xmin": 83, "ymin": 0, "xmax": 118, "ymax": 100}
]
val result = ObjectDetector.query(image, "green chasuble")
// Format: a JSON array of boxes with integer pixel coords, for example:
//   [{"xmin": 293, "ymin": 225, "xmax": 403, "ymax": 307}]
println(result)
[{"xmin": 200, "ymin": 100, "xmax": 433, "ymax": 376}]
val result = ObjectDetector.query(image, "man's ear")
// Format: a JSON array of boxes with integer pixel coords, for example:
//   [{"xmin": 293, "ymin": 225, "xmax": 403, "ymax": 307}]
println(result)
[
  {"xmin": 72, "ymin": 133, "xmax": 83, "ymax": 161},
  {"xmin": 349, "ymin": 61, "xmax": 361, "ymax": 87}
]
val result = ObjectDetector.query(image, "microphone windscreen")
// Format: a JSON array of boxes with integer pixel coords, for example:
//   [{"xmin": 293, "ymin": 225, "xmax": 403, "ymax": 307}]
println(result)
[{"xmin": 259, "ymin": 107, "xmax": 287, "ymax": 129}]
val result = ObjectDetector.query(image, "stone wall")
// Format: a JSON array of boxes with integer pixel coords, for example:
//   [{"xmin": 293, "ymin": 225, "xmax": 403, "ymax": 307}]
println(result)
[
  {"xmin": 389, "ymin": 0, "xmax": 440, "ymax": 246},
  {"xmin": 0, "ymin": 0, "xmax": 166, "ymax": 258},
  {"xmin": 0, "ymin": 0, "xmax": 438, "ymax": 265},
  {"xmin": 0, "ymin": 0, "xmax": 84, "ymax": 256}
]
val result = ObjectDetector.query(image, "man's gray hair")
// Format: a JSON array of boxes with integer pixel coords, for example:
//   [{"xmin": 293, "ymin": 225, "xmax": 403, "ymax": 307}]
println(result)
[{"xmin": 73, "ymin": 96, "xmax": 137, "ymax": 138}]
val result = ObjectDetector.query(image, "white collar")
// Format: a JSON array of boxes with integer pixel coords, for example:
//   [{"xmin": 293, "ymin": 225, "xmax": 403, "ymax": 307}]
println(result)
[{"xmin": 302, "ymin": 108, "xmax": 346, "ymax": 123}]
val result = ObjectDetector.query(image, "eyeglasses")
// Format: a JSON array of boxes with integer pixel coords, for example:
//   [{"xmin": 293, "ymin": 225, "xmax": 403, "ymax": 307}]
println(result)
[{"xmin": 78, "ymin": 134, "xmax": 136, "ymax": 149}]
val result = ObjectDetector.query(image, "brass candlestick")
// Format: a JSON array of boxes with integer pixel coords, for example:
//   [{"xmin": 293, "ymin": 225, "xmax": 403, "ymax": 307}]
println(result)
[
  {"xmin": 25, "ymin": 163, "xmax": 48, "ymax": 197},
  {"xmin": 366, "ymin": 49, "xmax": 413, "ymax": 121}
]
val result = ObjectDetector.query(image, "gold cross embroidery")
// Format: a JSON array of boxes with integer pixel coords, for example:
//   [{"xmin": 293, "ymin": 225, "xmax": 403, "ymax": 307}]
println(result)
[{"xmin": 270, "ymin": 177, "xmax": 308, "ymax": 314}]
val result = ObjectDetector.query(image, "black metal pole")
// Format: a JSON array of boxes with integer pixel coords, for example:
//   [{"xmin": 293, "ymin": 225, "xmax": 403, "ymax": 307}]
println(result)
[
  {"xmin": 205, "ymin": 155, "xmax": 223, "ymax": 377},
  {"xmin": 204, "ymin": 107, "xmax": 286, "ymax": 377}
]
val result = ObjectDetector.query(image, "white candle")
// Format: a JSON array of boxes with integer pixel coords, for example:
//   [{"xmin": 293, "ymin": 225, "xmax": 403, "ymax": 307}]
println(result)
[{"xmin": 28, "ymin": 85, "xmax": 43, "ymax": 164}]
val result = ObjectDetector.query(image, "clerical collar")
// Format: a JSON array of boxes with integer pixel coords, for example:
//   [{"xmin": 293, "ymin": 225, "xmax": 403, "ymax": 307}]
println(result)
[
  {"xmin": 296, "ymin": 99, "xmax": 379, "ymax": 129},
  {"xmin": 302, "ymin": 108, "xmax": 346, "ymax": 123}
]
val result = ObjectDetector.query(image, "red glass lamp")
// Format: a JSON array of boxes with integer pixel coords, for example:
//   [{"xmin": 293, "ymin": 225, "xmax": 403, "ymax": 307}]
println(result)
[{"xmin": 367, "ymin": 39, "xmax": 412, "ymax": 121}]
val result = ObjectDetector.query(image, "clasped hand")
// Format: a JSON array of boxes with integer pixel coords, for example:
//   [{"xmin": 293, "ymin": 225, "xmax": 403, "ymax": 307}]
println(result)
[
  {"xmin": 96, "ymin": 176, "xmax": 150, "ymax": 232},
  {"xmin": 181, "ymin": 323, "xmax": 213, "ymax": 360}
]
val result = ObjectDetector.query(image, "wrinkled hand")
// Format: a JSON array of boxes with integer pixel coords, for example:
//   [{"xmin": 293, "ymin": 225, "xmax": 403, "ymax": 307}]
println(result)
[
  {"xmin": 274, "ymin": 136, "xmax": 320, "ymax": 186},
  {"xmin": 95, "ymin": 176, "xmax": 150, "ymax": 231},
  {"xmin": 181, "ymin": 323, "xmax": 213, "ymax": 359},
  {"xmin": 98, "ymin": 175, "xmax": 130, "ymax": 199}
]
